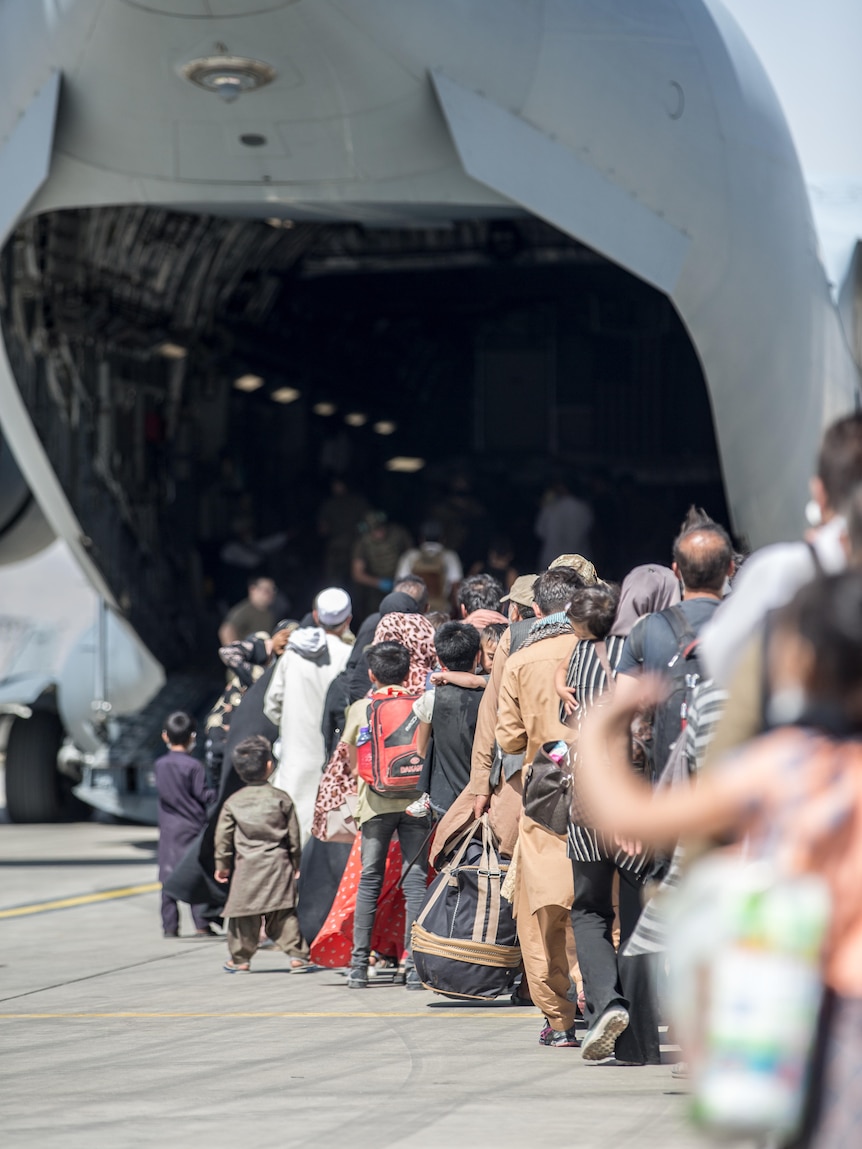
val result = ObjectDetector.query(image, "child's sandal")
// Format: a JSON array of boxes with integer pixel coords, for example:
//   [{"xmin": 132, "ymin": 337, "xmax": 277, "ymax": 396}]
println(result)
[{"xmin": 223, "ymin": 960, "xmax": 251, "ymax": 973}]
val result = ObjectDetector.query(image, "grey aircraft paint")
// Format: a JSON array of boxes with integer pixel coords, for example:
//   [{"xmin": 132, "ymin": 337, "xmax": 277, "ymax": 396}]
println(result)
[{"xmin": 0, "ymin": 0, "xmax": 857, "ymax": 814}]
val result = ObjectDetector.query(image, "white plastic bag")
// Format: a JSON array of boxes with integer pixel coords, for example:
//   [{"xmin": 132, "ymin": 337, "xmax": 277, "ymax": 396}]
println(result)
[{"xmin": 668, "ymin": 855, "xmax": 830, "ymax": 1139}]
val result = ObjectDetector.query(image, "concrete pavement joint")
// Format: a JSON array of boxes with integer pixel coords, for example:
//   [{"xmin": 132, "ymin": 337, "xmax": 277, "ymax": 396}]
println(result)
[{"xmin": 0, "ymin": 944, "xmax": 201, "ymax": 1005}]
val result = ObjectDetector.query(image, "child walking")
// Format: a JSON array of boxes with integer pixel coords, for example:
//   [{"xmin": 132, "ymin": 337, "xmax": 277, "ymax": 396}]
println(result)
[
  {"xmin": 155, "ymin": 710, "xmax": 216, "ymax": 938},
  {"xmin": 214, "ymin": 734, "xmax": 310, "ymax": 973},
  {"xmin": 344, "ymin": 641, "xmax": 432, "ymax": 990}
]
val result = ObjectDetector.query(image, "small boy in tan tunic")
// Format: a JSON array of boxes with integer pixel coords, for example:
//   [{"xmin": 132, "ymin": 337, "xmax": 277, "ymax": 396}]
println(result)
[{"xmin": 214, "ymin": 735, "xmax": 310, "ymax": 973}]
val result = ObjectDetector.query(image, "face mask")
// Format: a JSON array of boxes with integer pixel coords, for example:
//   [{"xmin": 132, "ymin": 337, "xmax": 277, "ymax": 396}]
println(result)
[{"xmin": 766, "ymin": 686, "xmax": 807, "ymax": 728}]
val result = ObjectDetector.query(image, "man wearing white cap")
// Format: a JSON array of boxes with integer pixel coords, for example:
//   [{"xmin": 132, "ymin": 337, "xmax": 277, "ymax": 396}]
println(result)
[{"xmin": 264, "ymin": 588, "xmax": 353, "ymax": 842}]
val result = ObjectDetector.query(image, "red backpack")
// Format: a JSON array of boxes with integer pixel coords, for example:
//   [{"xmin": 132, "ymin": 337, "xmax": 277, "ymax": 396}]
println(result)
[{"xmin": 357, "ymin": 691, "xmax": 424, "ymax": 796}]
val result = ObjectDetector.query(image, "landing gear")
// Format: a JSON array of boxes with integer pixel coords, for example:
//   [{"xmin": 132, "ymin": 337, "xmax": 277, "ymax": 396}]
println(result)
[{"xmin": 4, "ymin": 710, "xmax": 65, "ymax": 823}]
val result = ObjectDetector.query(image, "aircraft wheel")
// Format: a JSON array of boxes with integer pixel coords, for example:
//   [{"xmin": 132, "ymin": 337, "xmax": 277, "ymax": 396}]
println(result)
[{"xmin": 4, "ymin": 711, "xmax": 64, "ymax": 823}]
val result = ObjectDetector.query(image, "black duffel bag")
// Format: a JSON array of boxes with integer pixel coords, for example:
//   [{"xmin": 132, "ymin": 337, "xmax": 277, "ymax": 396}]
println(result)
[{"xmin": 411, "ymin": 816, "xmax": 520, "ymax": 1000}]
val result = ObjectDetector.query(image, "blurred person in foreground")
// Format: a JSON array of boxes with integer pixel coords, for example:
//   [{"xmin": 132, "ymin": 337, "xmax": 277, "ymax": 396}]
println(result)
[
  {"xmin": 698, "ymin": 413, "xmax": 862, "ymax": 769},
  {"xmin": 700, "ymin": 412, "xmax": 862, "ymax": 688},
  {"xmin": 579, "ymin": 571, "xmax": 862, "ymax": 1145}
]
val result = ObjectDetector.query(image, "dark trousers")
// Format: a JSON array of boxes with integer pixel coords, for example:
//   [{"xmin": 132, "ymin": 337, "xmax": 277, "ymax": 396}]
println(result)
[
  {"xmin": 161, "ymin": 888, "xmax": 210, "ymax": 935},
  {"xmin": 351, "ymin": 811, "xmax": 431, "ymax": 971},
  {"xmin": 571, "ymin": 858, "xmax": 662, "ymax": 1064}
]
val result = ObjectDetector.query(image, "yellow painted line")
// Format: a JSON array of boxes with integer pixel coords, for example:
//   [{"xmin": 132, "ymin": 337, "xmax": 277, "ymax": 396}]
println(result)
[
  {"xmin": 0, "ymin": 1011, "xmax": 536, "ymax": 1020},
  {"xmin": 0, "ymin": 882, "xmax": 160, "ymax": 920}
]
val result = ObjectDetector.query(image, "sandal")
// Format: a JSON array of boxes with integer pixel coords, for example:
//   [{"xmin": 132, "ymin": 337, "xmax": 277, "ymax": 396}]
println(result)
[
  {"xmin": 290, "ymin": 958, "xmax": 314, "ymax": 974},
  {"xmin": 223, "ymin": 960, "xmax": 251, "ymax": 973}
]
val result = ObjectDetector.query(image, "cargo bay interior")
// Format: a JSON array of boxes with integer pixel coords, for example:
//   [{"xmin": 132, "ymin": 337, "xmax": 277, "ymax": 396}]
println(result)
[{"xmin": 0, "ymin": 208, "xmax": 728, "ymax": 671}]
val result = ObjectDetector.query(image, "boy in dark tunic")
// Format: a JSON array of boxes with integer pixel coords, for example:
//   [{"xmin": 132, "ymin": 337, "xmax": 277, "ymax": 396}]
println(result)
[
  {"xmin": 154, "ymin": 711, "xmax": 216, "ymax": 937},
  {"xmin": 214, "ymin": 735, "xmax": 309, "ymax": 973}
]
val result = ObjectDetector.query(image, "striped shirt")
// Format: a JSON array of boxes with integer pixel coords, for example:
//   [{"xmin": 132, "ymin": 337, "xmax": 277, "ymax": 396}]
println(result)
[{"xmin": 561, "ymin": 636, "xmax": 649, "ymax": 869}]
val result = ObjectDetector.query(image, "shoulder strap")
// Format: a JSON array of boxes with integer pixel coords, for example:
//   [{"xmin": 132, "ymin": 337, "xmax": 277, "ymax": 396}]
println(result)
[
  {"xmin": 663, "ymin": 605, "xmax": 700, "ymax": 665},
  {"xmin": 806, "ymin": 539, "xmax": 825, "ymax": 577},
  {"xmin": 626, "ymin": 615, "xmax": 647, "ymax": 664},
  {"xmin": 593, "ymin": 640, "xmax": 616, "ymax": 695}
]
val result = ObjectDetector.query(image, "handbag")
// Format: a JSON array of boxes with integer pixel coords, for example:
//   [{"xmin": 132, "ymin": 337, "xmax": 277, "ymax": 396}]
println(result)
[
  {"xmin": 323, "ymin": 792, "xmax": 359, "ymax": 843},
  {"xmin": 523, "ymin": 640, "xmax": 616, "ymax": 834},
  {"xmin": 312, "ymin": 742, "xmax": 359, "ymax": 843},
  {"xmin": 522, "ymin": 740, "xmax": 576, "ymax": 835}
]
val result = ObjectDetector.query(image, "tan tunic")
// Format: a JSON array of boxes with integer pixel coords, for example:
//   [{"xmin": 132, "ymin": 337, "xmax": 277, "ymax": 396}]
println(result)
[
  {"xmin": 214, "ymin": 783, "xmax": 302, "ymax": 917},
  {"xmin": 469, "ymin": 628, "xmax": 512, "ymax": 797},
  {"xmin": 496, "ymin": 633, "xmax": 575, "ymax": 912}
]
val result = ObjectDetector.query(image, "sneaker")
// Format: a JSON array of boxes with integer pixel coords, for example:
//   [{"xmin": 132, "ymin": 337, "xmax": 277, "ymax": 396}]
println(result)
[
  {"xmin": 538, "ymin": 1020, "xmax": 579, "ymax": 1047},
  {"xmin": 405, "ymin": 793, "xmax": 431, "ymax": 818},
  {"xmin": 347, "ymin": 967, "xmax": 368, "ymax": 989},
  {"xmin": 405, "ymin": 969, "xmax": 425, "ymax": 991},
  {"xmin": 581, "ymin": 1007, "xmax": 630, "ymax": 1061}
]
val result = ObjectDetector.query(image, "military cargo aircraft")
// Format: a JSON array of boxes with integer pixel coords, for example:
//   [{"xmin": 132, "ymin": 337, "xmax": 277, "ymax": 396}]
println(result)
[{"xmin": 0, "ymin": 0, "xmax": 857, "ymax": 822}]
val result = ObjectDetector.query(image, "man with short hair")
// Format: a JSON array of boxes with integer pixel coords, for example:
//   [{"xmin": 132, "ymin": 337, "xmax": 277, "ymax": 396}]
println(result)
[
  {"xmin": 263, "ymin": 587, "xmax": 354, "ymax": 842},
  {"xmin": 496, "ymin": 567, "xmax": 585, "ymax": 1048},
  {"xmin": 574, "ymin": 510, "xmax": 734, "ymax": 1063},
  {"xmin": 457, "ymin": 573, "xmax": 507, "ymax": 631},
  {"xmin": 219, "ymin": 576, "xmax": 277, "ymax": 645},
  {"xmin": 614, "ymin": 511, "xmax": 735, "ymax": 763}
]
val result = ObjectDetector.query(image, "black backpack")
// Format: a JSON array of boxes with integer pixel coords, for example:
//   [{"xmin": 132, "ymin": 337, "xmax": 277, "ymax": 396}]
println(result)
[{"xmin": 646, "ymin": 606, "xmax": 706, "ymax": 781}]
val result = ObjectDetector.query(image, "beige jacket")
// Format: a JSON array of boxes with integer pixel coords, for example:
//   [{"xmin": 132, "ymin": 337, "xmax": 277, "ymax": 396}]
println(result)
[
  {"xmin": 496, "ymin": 632, "xmax": 573, "ymax": 764},
  {"xmin": 215, "ymin": 783, "xmax": 302, "ymax": 917},
  {"xmin": 496, "ymin": 632, "xmax": 575, "ymax": 912},
  {"xmin": 470, "ymin": 628, "xmax": 512, "ymax": 797}
]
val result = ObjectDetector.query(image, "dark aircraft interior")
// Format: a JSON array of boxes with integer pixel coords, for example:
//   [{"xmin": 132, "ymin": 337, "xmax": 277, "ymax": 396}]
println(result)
[{"xmin": 0, "ymin": 208, "xmax": 728, "ymax": 670}]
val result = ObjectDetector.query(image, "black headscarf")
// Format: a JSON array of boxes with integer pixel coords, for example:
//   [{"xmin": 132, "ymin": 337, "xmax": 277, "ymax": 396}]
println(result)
[{"xmin": 379, "ymin": 591, "xmax": 421, "ymax": 615}]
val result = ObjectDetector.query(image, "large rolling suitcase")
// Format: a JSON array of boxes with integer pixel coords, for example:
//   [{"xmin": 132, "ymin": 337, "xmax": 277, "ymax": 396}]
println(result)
[{"xmin": 411, "ymin": 816, "xmax": 521, "ymax": 1000}]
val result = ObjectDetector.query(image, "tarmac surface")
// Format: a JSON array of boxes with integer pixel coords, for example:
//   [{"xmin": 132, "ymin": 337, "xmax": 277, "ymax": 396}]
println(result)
[{"xmin": 0, "ymin": 813, "xmax": 734, "ymax": 1149}]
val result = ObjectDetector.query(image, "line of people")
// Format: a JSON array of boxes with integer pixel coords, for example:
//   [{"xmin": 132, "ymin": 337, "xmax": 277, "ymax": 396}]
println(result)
[{"xmin": 157, "ymin": 410, "xmax": 862, "ymax": 1148}]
